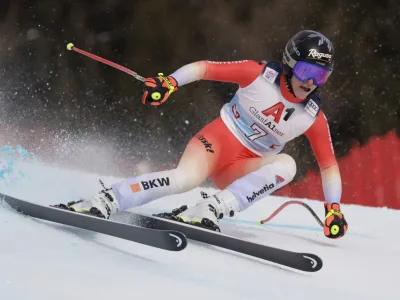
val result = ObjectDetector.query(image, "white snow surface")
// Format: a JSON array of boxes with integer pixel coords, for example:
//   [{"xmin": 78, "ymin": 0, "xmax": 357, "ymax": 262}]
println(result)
[{"xmin": 0, "ymin": 162, "xmax": 398, "ymax": 300}]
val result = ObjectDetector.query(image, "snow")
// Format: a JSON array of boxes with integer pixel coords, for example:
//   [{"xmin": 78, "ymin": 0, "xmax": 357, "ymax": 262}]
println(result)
[{"xmin": 0, "ymin": 162, "xmax": 398, "ymax": 300}]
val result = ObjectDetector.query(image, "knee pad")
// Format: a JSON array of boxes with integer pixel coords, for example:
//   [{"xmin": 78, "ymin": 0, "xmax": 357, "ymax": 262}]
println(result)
[{"xmin": 274, "ymin": 153, "xmax": 297, "ymax": 181}]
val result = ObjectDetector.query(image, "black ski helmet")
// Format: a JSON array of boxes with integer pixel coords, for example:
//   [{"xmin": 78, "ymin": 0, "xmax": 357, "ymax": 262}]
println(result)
[{"xmin": 282, "ymin": 30, "xmax": 335, "ymax": 78}]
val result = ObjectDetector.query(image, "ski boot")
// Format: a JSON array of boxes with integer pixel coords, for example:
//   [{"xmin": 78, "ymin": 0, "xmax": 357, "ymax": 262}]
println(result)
[
  {"xmin": 52, "ymin": 180, "xmax": 119, "ymax": 219},
  {"xmin": 155, "ymin": 189, "xmax": 240, "ymax": 232}
]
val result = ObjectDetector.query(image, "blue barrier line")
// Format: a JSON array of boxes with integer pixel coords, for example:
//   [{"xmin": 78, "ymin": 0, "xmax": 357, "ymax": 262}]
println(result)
[
  {"xmin": 221, "ymin": 217, "xmax": 373, "ymax": 239},
  {"xmin": 141, "ymin": 208, "xmax": 374, "ymax": 239}
]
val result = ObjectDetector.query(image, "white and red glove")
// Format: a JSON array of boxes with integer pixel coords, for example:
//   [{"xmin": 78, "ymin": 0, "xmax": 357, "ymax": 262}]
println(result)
[
  {"xmin": 142, "ymin": 73, "xmax": 178, "ymax": 106},
  {"xmin": 324, "ymin": 202, "xmax": 348, "ymax": 239}
]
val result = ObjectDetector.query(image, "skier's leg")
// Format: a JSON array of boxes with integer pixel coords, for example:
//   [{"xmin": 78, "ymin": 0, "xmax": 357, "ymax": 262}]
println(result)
[
  {"xmin": 65, "ymin": 142, "xmax": 219, "ymax": 218},
  {"xmin": 219, "ymin": 153, "xmax": 297, "ymax": 211},
  {"xmin": 111, "ymin": 133, "xmax": 221, "ymax": 211},
  {"xmin": 112, "ymin": 117, "xmax": 253, "ymax": 212},
  {"xmin": 64, "ymin": 117, "xmax": 236, "ymax": 218},
  {"xmin": 210, "ymin": 154, "xmax": 295, "ymax": 190},
  {"xmin": 174, "ymin": 153, "xmax": 297, "ymax": 230}
]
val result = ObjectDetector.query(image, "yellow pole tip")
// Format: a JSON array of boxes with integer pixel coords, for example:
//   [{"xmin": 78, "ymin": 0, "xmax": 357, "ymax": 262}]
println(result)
[
  {"xmin": 258, "ymin": 220, "xmax": 264, "ymax": 225},
  {"xmin": 66, "ymin": 43, "xmax": 74, "ymax": 50}
]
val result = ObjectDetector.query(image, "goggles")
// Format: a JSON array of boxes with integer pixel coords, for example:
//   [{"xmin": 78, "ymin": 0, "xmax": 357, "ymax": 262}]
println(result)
[{"xmin": 292, "ymin": 61, "xmax": 331, "ymax": 87}]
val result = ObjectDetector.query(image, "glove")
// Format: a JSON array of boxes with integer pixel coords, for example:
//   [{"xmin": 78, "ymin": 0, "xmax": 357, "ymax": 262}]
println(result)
[
  {"xmin": 324, "ymin": 202, "xmax": 348, "ymax": 239},
  {"xmin": 142, "ymin": 73, "xmax": 178, "ymax": 106}
]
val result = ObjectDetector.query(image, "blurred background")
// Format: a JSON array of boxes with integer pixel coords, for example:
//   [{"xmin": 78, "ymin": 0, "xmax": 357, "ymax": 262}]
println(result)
[{"xmin": 0, "ymin": 0, "xmax": 398, "ymax": 207}]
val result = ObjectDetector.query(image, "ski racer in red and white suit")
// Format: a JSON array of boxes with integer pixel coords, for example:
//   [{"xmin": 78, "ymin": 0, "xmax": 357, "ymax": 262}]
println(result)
[{"xmin": 66, "ymin": 30, "xmax": 348, "ymax": 239}]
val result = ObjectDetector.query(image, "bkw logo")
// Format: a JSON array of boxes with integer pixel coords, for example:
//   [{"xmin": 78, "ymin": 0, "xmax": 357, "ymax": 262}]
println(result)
[{"xmin": 130, "ymin": 177, "xmax": 170, "ymax": 192}]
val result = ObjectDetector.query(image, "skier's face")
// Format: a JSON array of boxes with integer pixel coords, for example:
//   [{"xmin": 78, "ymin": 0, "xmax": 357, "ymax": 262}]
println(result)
[{"xmin": 291, "ymin": 76, "xmax": 317, "ymax": 99}]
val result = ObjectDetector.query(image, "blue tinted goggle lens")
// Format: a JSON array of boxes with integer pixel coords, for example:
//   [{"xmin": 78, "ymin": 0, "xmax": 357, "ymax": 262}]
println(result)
[{"xmin": 293, "ymin": 61, "xmax": 331, "ymax": 86}]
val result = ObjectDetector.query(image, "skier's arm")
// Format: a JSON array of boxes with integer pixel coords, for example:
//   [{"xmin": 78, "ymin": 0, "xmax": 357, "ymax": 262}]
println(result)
[
  {"xmin": 142, "ymin": 60, "xmax": 263, "ymax": 105},
  {"xmin": 170, "ymin": 60, "xmax": 264, "ymax": 88},
  {"xmin": 304, "ymin": 112, "xmax": 348, "ymax": 239},
  {"xmin": 304, "ymin": 112, "xmax": 342, "ymax": 204}
]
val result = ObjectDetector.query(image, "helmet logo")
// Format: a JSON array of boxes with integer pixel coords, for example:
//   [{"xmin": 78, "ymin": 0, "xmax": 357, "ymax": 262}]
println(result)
[
  {"xmin": 308, "ymin": 33, "xmax": 333, "ymax": 52},
  {"xmin": 308, "ymin": 49, "xmax": 332, "ymax": 61}
]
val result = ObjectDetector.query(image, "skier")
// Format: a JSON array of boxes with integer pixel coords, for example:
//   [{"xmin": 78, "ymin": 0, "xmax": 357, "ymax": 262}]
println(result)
[{"xmin": 61, "ymin": 30, "xmax": 348, "ymax": 239}]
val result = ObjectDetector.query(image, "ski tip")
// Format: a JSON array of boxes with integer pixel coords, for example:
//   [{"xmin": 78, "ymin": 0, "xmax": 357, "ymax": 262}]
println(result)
[
  {"xmin": 168, "ymin": 231, "xmax": 188, "ymax": 251},
  {"xmin": 66, "ymin": 43, "xmax": 74, "ymax": 50},
  {"xmin": 301, "ymin": 253, "xmax": 323, "ymax": 272}
]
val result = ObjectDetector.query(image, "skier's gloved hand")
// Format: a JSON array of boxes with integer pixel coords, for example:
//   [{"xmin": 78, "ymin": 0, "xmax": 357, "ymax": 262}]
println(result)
[
  {"xmin": 142, "ymin": 73, "xmax": 178, "ymax": 106},
  {"xmin": 324, "ymin": 202, "xmax": 348, "ymax": 239}
]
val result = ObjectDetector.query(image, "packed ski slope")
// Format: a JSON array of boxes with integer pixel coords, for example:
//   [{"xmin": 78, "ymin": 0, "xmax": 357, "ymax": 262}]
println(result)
[{"xmin": 0, "ymin": 161, "xmax": 398, "ymax": 300}]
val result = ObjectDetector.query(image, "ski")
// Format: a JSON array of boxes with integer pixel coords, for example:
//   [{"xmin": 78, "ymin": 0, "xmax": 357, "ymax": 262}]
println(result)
[
  {"xmin": 0, "ymin": 192, "xmax": 322, "ymax": 271},
  {"xmin": 115, "ymin": 211, "xmax": 323, "ymax": 272},
  {"xmin": 0, "ymin": 193, "xmax": 187, "ymax": 251}
]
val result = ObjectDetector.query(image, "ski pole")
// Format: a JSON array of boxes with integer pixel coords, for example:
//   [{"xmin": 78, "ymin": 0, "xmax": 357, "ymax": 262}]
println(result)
[
  {"xmin": 66, "ymin": 43, "xmax": 145, "ymax": 82},
  {"xmin": 259, "ymin": 200, "xmax": 324, "ymax": 227},
  {"xmin": 199, "ymin": 191, "xmax": 323, "ymax": 228}
]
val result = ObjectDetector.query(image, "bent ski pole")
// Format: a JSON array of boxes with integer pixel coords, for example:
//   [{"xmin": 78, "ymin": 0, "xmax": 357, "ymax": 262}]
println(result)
[
  {"xmin": 199, "ymin": 190, "xmax": 323, "ymax": 227},
  {"xmin": 66, "ymin": 43, "xmax": 145, "ymax": 82},
  {"xmin": 259, "ymin": 200, "xmax": 324, "ymax": 227}
]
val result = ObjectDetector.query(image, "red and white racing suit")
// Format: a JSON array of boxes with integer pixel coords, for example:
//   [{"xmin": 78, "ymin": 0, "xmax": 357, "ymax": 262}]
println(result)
[{"xmin": 111, "ymin": 60, "xmax": 341, "ymax": 212}]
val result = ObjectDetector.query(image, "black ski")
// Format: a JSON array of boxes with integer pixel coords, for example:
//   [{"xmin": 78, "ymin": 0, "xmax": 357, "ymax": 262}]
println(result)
[
  {"xmin": 116, "ymin": 211, "xmax": 323, "ymax": 272},
  {"xmin": 0, "ymin": 192, "xmax": 323, "ymax": 271},
  {"xmin": 0, "ymin": 193, "xmax": 187, "ymax": 251}
]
